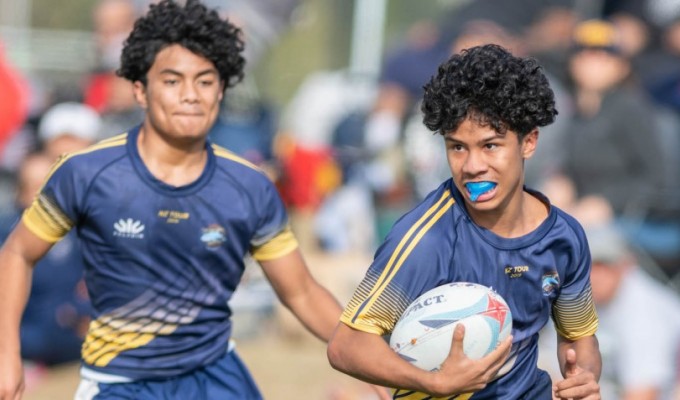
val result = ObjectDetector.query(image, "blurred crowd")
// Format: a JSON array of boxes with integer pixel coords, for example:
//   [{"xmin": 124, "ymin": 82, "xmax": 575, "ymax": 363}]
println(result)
[{"xmin": 1, "ymin": 0, "xmax": 679, "ymax": 399}]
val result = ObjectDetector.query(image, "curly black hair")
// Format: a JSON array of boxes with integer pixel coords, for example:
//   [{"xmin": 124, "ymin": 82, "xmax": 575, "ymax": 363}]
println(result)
[
  {"xmin": 421, "ymin": 44, "xmax": 557, "ymax": 138},
  {"xmin": 117, "ymin": 0, "xmax": 245, "ymax": 89}
]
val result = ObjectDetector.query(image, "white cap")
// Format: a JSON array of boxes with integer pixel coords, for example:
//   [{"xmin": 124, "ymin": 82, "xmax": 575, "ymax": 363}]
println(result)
[
  {"xmin": 585, "ymin": 224, "xmax": 629, "ymax": 264},
  {"xmin": 38, "ymin": 102, "xmax": 102, "ymax": 142}
]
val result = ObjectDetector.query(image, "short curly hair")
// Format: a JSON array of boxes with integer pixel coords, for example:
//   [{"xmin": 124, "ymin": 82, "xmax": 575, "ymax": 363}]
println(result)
[
  {"xmin": 421, "ymin": 44, "xmax": 557, "ymax": 138},
  {"xmin": 117, "ymin": 0, "xmax": 245, "ymax": 89}
]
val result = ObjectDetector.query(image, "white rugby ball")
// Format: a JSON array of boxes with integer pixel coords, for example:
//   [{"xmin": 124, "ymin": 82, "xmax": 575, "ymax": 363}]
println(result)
[{"xmin": 389, "ymin": 282, "xmax": 512, "ymax": 371}]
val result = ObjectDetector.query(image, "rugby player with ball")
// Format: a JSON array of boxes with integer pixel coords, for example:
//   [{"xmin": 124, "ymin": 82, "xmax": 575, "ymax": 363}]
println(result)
[{"xmin": 328, "ymin": 44, "xmax": 601, "ymax": 400}]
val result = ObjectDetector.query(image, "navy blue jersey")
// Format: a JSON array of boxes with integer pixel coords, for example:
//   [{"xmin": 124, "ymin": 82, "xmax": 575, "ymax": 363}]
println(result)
[
  {"xmin": 341, "ymin": 179, "xmax": 598, "ymax": 399},
  {"xmin": 22, "ymin": 126, "xmax": 297, "ymax": 381}
]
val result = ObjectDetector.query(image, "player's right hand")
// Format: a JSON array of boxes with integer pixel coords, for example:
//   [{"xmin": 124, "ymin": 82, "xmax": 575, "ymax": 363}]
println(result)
[
  {"xmin": 0, "ymin": 353, "xmax": 24, "ymax": 400},
  {"xmin": 428, "ymin": 324, "xmax": 512, "ymax": 397},
  {"xmin": 553, "ymin": 349, "xmax": 600, "ymax": 400}
]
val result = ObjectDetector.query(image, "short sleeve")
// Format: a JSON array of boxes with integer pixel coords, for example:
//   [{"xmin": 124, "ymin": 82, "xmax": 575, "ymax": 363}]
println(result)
[
  {"xmin": 552, "ymin": 225, "xmax": 599, "ymax": 340},
  {"xmin": 249, "ymin": 178, "xmax": 298, "ymax": 261},
  {"xmin": 22, "ymin": 155, "xmax": 81, "ymax": 242}
]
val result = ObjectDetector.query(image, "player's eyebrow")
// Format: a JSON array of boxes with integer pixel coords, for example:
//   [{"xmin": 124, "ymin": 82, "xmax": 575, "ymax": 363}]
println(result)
[
  {"xmin": 444, "ymin": 132, "xmax": 503, "ymax": 145},
  {"xmin": 159, "ymin": 68, "xmax": 218, "ymax": 77}
]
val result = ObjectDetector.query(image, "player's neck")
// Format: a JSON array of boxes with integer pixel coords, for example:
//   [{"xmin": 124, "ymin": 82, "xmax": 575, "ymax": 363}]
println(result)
[
  {"xmin": 137, "ymin": 126, "xmax": 208, "ymax": 187},
  {"xmin": 470, "ymin": 189, "xmax": 548, "ymax": 238}
]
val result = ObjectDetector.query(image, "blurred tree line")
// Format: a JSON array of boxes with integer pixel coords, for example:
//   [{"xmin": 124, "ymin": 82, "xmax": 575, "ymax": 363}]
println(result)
[
  {"xmin": 31, "ymin": 0, "xmax": 97, "ymax": 30},
  {"xmin": 9, "ymin": 0, "xmax": 457, "ymax": 107}
]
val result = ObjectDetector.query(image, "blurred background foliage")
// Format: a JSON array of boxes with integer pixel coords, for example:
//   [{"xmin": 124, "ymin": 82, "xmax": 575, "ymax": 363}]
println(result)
[
  {"xmin": 30, "ymin": 0, "xmax": 97, "ymax": 29},
  {"xmin": 1, "ymin": 0, "xmax": 459, "ymax": 107}
]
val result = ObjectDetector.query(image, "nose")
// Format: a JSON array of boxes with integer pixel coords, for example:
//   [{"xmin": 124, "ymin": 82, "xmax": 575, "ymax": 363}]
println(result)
[
  {"xmin": 180, "ymin": 82, "xmax": 199, "ymax": 103},
  {"xmin": 461, "ymin": 148, "xmax": 488, "ymax": 176}
]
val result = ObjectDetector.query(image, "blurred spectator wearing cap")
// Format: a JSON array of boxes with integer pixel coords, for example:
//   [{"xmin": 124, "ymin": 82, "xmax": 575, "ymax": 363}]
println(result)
[
  {"xmin": 542, "ymin": 19, "xmax": 680, "ymax": 274},
  {"xmin": 37, "ymin": 102, "xmax": 102, "ymax": 160},
  {"xmin": 586, "ymin": 223, "xmax": 680, "ymax": 400},
  {"xmin": 0, "ymin": 152, "xmax": 90, "ymax": 371}
]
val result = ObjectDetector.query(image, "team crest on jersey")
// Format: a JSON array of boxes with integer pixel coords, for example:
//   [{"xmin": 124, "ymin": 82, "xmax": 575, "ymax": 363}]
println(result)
[
  {"xmin": 201, "ymin": 224, "xmax": 226, "ymax": 248},
  {"xmin": 541, "ymin": 272, "xmax": 560, "ymax": 296},
  {"xmin": 113, "ymin": 218, "xmax": 145, "ymax": 239}
]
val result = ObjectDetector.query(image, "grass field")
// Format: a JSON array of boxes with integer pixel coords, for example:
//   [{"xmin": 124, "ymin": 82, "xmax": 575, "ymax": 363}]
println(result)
[{"xmin": 22, "ymin": 330, "xmax": 377, "ymax": 400}]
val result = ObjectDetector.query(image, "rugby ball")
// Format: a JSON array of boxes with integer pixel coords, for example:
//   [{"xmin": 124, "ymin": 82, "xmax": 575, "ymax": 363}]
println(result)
[{"xmin": 389, "ymin": 282, "xmax": 512, "ymax": 371}]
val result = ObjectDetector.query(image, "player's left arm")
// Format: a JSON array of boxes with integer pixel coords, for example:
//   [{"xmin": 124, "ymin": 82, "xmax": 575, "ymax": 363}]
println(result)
[
  {"xmin": 553, "ymin": 334, "xmax": 601, "ymax": 400},
  {"xmin": 259, "ymin": 249, "xmax": 342, "ymax": 342}
]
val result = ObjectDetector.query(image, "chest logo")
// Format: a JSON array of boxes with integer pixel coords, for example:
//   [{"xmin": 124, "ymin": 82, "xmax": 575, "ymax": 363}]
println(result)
[
  {"xmin": 504, "ymin": 265, "xmax": 529, "ymax": 279},
  {"xmin": 201, "ymin": 224, "xmax": 226, "ymax": 248},
  {"xmin": 113, "ymin": 218, "xmax": 145, "ymax": 239},
  {"xmin": 542, "ymin": 272, "xmax": 560, "ymax": 296}
]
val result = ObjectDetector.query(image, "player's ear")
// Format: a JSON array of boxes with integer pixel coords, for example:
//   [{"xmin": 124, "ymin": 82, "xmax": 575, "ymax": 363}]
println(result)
[
  {"xmin": 132, "ymin": 80, "xmax": 148, "ymax": 109},
  {"xmin": 521, "ymin": 129, "xmax": 539, "ymax": 160}
]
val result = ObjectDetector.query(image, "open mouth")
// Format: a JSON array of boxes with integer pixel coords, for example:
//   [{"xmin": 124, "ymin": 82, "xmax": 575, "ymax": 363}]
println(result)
[{"xmin": 465, "ymin": 181, "xmax": 497, "ymax": 202}]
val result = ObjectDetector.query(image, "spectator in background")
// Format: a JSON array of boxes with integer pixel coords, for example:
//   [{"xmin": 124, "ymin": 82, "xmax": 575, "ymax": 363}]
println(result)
[
  {"xmin": 0, "ymin": 153, "xmax": 90, "ymax": 368},
  {"xmin": 647, "ymin": 16, "xmax": 680, "ymax": 113},
  {"xmin": 84, "ymin": 0, "xmax": 143, "ymax": 140},
  {"xmin": 91, "ymin": 0, "xmax": 137, "ymax": 73},
  {"xmin": 37, "ymin": 102, "xmax": 101, "ymax": 160},
  {"xmin": 523, "ymin": 5, "xmax": 578, "ymax": 86},
  {"xmin": 586, "ymin": 223, "xmax": 680, "ymax": 400},
  {"xmin": 84, "ymin": 0, "xmax": 136, "ymax": 113},
  {"xmin": 542, "ymin": 19, "xmax": 679, "ymax": 267}
]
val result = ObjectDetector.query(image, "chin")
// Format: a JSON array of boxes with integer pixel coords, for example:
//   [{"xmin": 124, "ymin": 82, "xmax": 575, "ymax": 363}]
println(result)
[
  {"xmin": 467, "ymin": 199, "xmax": 499, "ymax": 212},
  {"xmin": 176, "ymin": 126, "xmax": 209, "ymax": 139}
]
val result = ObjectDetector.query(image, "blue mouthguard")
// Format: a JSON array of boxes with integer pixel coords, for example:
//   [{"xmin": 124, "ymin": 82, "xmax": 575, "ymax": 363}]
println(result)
[{"xmin": 465, "ymin": 181, "xmax": 496, "ymax": 201}]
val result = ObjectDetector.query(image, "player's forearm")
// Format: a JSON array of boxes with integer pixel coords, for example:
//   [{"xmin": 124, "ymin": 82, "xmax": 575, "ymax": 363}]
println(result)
[
  {"xmin": 557, "ymin": 334, "xmax": 602, "ymax": 380},
  {"xmin": 328, "ymin": 323, "xmax": 446, "ymax": 396},
  {"xmin": 0, "ymin": 247, "xmax": 33, "ymax": 355},
  {"xmin": 259, "ymin": 249, "xmax": 344, "ymax": 341},
  {"xmin": 282, "ymin": 281, "xmax": 342, "ymax": 342}
]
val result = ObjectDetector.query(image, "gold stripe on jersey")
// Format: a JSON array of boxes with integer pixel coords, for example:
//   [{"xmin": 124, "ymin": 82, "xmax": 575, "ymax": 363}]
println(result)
[
  {"xmin": 251, "ymin": 225, "xmax": 299, "ymax": 261},
  {"xmin": 212, "ymin": 144, "xmax": 261, "ymax": 171},
  {"xmin": 21, "ymin": 136, "xmax": 128, "ymax": 243},
  {"xmin": 22, "ymin": 194, "xmax": 74, "ymax": 242},
  {"xmin": 341, "ymin": 191, "xmax": 455, "ymax": 335},
  {"xmin": 393, "ymin": 388, "xmax": 473, "ymax": 399},
  {"xmin": 82, "ymin": 318, "xmax": 160, "ymax": 366},
  {"xmin": 43, "ymin": 136, "xmax": 128, "ymax": 185},
  {"xmin": 97, "ymin": 132, "xmax": 128, "ymax": 144},
  {"xmin": 552, "ymin": 286, "xmax": 599, "ymax": 340},
  {"xmin": 81, "ymin": 288, "xmax": 198, "ymax": 366}
]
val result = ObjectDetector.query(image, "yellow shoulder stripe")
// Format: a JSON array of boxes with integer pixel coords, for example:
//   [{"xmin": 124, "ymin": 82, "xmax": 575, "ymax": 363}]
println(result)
[
  {"xmin": 353, "ymin": 191, "xmax": 454, "ymax": 323},
  {"xmin": 43, "ymin": 136, "xmax": 127, "ymax": 185},
  {"xmin": 211, "ymin": 144, "xmax": 261, "ymax": 171},
  {"xmin": 251, "ymin": 225, "xmax": 299, "ymax": 261}
]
